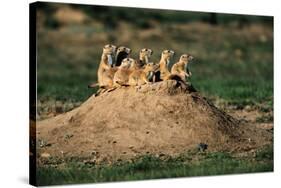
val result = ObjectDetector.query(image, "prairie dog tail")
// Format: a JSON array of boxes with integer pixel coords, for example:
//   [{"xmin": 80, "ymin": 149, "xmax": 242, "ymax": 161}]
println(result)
[
  {"xmin": 88, "ymin": 82, "xmax": 99, "ymax": 88},
  {"xmin": 115, "ymin": 81, "xmax": 130, "ymax": 87},
  {"xmin": 167, "ymin": 74, "xmax": 197, "ymax": 92},
  {"xmin": 88, "ymin": 83, "xmax": 111, "ymax": 89},
  {"xmin": 166, "ymin": 74, "xmax": 185, "ymax": 82}
]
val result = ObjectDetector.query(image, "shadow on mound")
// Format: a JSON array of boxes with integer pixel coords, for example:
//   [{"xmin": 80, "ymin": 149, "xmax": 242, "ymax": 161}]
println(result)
[{"xmin": 36, "ymin": 80, "xmax": 272, "ymax": 164}]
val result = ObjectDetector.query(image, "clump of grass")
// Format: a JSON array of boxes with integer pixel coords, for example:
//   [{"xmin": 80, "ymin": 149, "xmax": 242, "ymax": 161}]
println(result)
[
  {"xmin": 255, "ymin": 145, "xmax": 273, "ymax": 161},
  {"xmin": 256, "ymin": 115, "xmax": 274, "ymax": 123}
]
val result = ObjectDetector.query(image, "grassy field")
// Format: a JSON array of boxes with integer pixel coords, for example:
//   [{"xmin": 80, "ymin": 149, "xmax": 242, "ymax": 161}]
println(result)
[
  {"xmin": 35, "ymin": 2, "xmax": 274, "ymax": 185},
  {"xmin": 36, "ymin": 3, "xmax": 273, "ymax": 119},
  {"xmin": 37, "ymin": 146, "xmax": 273, "ymax": 186}
]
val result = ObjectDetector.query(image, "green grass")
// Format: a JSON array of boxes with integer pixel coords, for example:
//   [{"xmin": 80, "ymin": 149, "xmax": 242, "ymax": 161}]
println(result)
[
  {"xmin": 37, "ymin": 27, "xmax": 273, "ymax": 113},
  {"xmin": 36, "ymin": 3, "xmax": 273, "ymax": 112},
  {"xmin": 37, "ymin": 147, "xmax": 273, "ymax": 186},
  {"xmin": 191, "ymin": 62, "xmax": 273, "ymax": 105}
]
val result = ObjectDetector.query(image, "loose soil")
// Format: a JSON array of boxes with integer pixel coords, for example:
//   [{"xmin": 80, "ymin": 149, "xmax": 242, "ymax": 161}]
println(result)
[{"xmin": 36, "ymin": 80, "xmax": 272, "ymax": 164}]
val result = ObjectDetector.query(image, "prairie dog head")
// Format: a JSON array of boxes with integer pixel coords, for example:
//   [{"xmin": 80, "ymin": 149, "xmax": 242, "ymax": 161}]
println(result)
[
  {"xmin": 161, "ymin": 50, "xmax": 175, "ymax": 60},
  {"xmin": 103, "ymin": 44, "xmax": 116, "ymax": 66},
  {"xmin": 120, "ymin": 58, "xmax": 135, "ymax": 69},
  {"xmin": 161, "ymin": 50, "xmax": 175, "ymax": 68},
  {"xmin": 103, "ymin": 44, "xmax": 116, "ymax": 55},
  {"xmin": 139, "ymin": 48, "xmax": 153, "ymax": 63},
  {"xmin": 144, "ymin": 62, "xmax": 160, "ymax": 72},
  {"xmin": 179, "ymin": 54, "xmax": 194, "ymax": 64},
  {"xmin": 116, "ymin": 46, "xmax": 132, "ymax": 55},
  {"xmin": 115, "ymin": 46, "xmax": 132, "ymax": 67}
]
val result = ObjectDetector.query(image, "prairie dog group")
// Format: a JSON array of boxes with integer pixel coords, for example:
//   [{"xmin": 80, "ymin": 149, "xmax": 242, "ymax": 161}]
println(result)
[
  {"xmin": 89, "ymin": 45, "xmax": 131, "ymax": 88},
  {"xmin": 129, "ymin": 62, "xmax": 160, "ymax": 86},
  {"xmin": 89, "ymin": 44, "xmax": 195, "ymax": 92}
]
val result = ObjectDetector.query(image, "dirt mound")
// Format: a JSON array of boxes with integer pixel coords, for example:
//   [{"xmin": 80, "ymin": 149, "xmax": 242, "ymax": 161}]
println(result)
[{"xmin": 36, "ymin": 80, "xmax": 271, "ymax": 163}]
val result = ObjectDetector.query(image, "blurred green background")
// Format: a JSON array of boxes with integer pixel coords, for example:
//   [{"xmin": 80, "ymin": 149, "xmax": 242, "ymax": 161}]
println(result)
[{"xmin": 36, "ymin": 2, "xmax": 273, "ymax": 119}]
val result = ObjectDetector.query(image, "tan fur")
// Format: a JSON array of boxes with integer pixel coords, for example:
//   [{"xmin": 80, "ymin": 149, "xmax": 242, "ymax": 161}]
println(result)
[
  {"xmin": 129, "ymin": 62, "xmax": 159, "ymax": 86},
  {"xmin": 96, "ymin": 44, "xmax": 117, "ymax": 88},
  {"xmin": 170, "ymin": 54, "xmax": 194, "ymax": 81},
  {"xmin": 113, "ymin": 58, "xmax": 135, "ymax": 87},
  {"xmin": 159, "ymin": 50, "xmax": 175, "ymax": 80},
  {"xmin": 135, "ymin": 48, "xmax": 153, "ymax": 69}
]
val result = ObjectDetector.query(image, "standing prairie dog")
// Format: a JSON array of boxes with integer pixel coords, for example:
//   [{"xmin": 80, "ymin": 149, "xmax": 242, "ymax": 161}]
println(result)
[
  {"xmin": 135, "ymin": 48, "xmax": 153, "ymax": 69},
  {"xmin": 156, "ymin": 49, "xmax": 175, "ymax": 81},
  {"xmin": 129, "ymin": 62, "xmax": 160, "ymax": 86},
  {"xmin": 171, "ymin": 54, "xmax": 194, "ymax": 81},
  {"xmin": 113, "ymin": 58, "xmax": 135, "ymax": 86},
  {"xmin": 115, "ymin": 46, "xmax": 132, "ymax": 67},
  {"xmin": 94, "ymin": 44, "xmax": 117, "ymax": 88}
]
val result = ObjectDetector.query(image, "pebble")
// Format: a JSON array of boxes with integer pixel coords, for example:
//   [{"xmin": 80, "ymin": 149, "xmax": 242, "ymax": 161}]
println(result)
[
  {"xmin": 244, "ymin": 105, "xmax": 252, "ymax": 111},
  {"xmin": 197, "ymin": 143, "xmax": 208, "ymax": 152},
  {"xmin": 91, "ymin": 150, "xmax": 99, "ymax": 156},
  {"xmin": 41, "ymin": 153, "xmax": 51, "ymax": 158}
]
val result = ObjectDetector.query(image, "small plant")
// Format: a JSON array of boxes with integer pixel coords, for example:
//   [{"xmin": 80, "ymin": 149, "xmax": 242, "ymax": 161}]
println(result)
[{"xmin": 256, "ymin": 115, "xmax": 273, "ymax": 123}]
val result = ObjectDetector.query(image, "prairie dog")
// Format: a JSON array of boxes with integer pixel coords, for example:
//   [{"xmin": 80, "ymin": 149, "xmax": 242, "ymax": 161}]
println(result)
[
  {"xmin": 129, "ymin": 62, "xmax": 160, "ymax": 86},
  {"xmin": 115, "ymin": 46, "xmax": 132, "ymax": 67},
  {"xmin": 171, "ymin": 54, "xmax": 194, "ymax": 81},
  {"xmin": 135, "ymin": 48, "xmax": 153, "ymax": 69},
  {"xmin": 96, "ymin": 44, "xmax": 117, "ymax": 88},
  {"xmin": 113, "ymin": 58, "xmax": 135, "ymax": 86},
  {"xmin": 157, "ymin": 49, "xmax": 175, "ymax": 81}
]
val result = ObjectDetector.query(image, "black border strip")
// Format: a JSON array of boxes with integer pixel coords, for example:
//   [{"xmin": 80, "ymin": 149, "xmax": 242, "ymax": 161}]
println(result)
[{"xmin": 29, "ymin": 2, "xmax": 37, "ymax": 186}]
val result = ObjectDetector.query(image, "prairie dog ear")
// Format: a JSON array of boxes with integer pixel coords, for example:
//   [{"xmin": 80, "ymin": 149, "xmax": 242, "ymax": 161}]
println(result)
[{"xmin": 188, "ymin": 55, "xmax": 194, "ymax": 61}]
